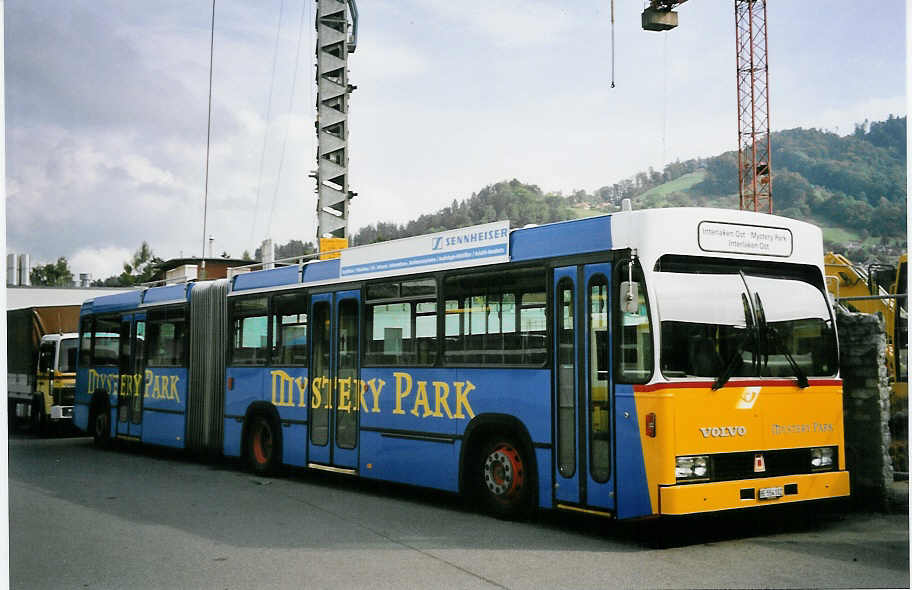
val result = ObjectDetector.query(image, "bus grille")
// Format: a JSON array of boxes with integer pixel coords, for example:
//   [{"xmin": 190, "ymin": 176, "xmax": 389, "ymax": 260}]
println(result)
[{"xmin": 710, "ymin": 448, "xmax": 828, "ymax": 481}]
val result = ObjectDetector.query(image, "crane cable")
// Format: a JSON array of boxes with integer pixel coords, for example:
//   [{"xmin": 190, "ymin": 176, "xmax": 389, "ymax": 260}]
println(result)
[
  {"xmin": 266, "ymin": 0, "xmax": 309, "ymax": 235},
  {"xmin": 610, "ymin": 0, "xmax": 615, "ymax": 88},
  {"xmin": 249, "ymin": 0, "xmax": 286, "ymax": 252}
]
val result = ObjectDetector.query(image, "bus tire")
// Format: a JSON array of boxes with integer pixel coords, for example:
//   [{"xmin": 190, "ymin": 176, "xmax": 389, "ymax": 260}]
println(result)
[
  {"xmin": 91, "ymin": 403, "xmax": 110, "ymax": 447},
  {"xmin": 245, "ymin": 414, "xmax": 281, "ymax": 476},
  {"xmin": 476, "ymin": 436, "xmax": 533, "ymax": 519}
]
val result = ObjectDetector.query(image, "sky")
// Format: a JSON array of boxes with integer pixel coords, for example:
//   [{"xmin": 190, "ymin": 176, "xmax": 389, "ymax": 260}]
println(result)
[{"xmin": 3, "ymin": 0, "xmax": 907, "ymax": 281}]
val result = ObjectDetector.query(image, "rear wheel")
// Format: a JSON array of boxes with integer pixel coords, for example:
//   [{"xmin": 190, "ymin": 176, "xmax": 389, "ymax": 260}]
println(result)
[
  {"xmin": 92, "ymin": 404, "xmax": 110, "ymax": 447},
  {"xmin": 246, "ymin": 414, "xmax": 281, "ymax": 475},
  {"xmin": 476, "ymin": 437, "xmax": 533, "ymax": 519}
]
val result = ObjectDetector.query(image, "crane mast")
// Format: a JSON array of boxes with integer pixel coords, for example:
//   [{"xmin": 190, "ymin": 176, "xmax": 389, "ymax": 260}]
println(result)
[
  {"xmin": 315, "ymin": 0, "xmax": 358, "ymax": 253},
  {"xmin": 734, "ymin": 0, "xmax": 772, "ymax": 213}
]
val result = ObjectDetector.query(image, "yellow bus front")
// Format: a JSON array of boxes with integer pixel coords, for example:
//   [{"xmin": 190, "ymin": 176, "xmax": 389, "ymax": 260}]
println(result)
[{"xmin": 636, "ymin": 259, "xmax": 849, "ymax": 515}]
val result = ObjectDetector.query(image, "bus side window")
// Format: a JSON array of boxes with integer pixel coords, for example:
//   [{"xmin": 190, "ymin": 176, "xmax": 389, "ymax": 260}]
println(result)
[
  {"xmin": 271, "ymin": 292, "xmax": 308, "ymax": 366},
  {"xmin": 443, "ymin": 268, "xmax": 546, "ymax": 367},
  {"xmin": 147, "ymin": 308, "xmax": 188, "ymax": 367},
  {"xmin": 615, "ymin": 261, "xmax": 653, "ymax": 383},
  {"xmin": 93, "ymin": 317, "xmax": 121, "ymax": 366},
  {"xmin": 230, "ymin": 297, "xmax": 269, "ymax": 366},
  {"xmin": 364, "ymin": 278, "xmax": 437, "ymax": 367}
]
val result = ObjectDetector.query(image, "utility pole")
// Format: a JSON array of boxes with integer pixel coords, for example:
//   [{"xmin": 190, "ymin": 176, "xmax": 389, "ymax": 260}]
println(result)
[{"xmin": 314, "ymin": 0, "xmax": 358, "ymax": 255}]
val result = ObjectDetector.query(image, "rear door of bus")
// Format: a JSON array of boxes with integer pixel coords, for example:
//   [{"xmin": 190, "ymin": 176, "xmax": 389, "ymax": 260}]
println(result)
[
  {"xmin": 116, "ymin": 313, "xmax": 146, "ymax": 439},
  {"xmin": 553, "ymin": 263, "xmax": 615, "ymax": 511},
  {"xmin": 308, "ymin": 289, "xmax": 360, "ymax": 470}
]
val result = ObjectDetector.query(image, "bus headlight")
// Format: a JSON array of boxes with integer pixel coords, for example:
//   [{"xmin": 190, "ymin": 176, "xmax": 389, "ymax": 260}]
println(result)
[
  {"xmin": 676, "ymin": 455, "xmax": 709, "ymax": 481},
  {"xmin": 810, "ymin": 447, "xmax": 835, "ymax": 470}
]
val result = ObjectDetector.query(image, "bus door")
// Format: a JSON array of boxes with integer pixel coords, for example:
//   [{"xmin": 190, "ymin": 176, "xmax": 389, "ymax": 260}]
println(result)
[
  {"xmin": 116, "ymin": 313, "xmax": 146, "ymax": 438},
  {"xmin": 308, "ymin": 290, "xmax": 360, "ymax": 470},
  {"xmin": 553, "ymin": 264, "xmax": 616, "ymax": 511}
]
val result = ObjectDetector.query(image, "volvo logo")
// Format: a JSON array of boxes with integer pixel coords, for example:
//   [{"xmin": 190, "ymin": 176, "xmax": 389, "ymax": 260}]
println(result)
[{"xmin": 699, "ymin": 426, "xmax": 747, "ymax": 438}]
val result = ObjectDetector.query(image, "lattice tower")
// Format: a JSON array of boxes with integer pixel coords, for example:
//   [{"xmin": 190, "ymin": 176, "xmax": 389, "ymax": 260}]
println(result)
[
  {"xmin": 315, "ymin": 0, "xmax": 356, "ymax": 239},
  {"xmin": 735, "ymin": 0, "xmax": 772, "ymax": 213}
]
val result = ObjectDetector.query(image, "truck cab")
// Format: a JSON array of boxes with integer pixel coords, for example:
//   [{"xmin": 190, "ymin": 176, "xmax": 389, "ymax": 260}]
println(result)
[{"xmin": 18, "ymin": 333, "xmax": 79, "ymax": 428}]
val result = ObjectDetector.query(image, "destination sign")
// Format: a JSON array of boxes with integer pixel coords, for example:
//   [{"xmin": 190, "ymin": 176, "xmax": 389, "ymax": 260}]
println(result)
[
  {"xmin": 698, "ymin": 221, "xmax": 792, "ymax": 257},
  {"xmin": 340, "ymin": 221, "xmax": 510, "ymax": 281}
]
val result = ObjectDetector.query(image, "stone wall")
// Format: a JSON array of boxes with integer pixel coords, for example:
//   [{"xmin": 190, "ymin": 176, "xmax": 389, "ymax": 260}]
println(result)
[{"xmin": 836, "ymin": 309, "xmax": 893, "ymax": 509}]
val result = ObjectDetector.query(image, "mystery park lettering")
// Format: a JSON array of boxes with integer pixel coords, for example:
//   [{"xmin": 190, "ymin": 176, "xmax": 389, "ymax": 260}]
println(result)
[{"xmin": 269, "ymin": 370, "xmax": 475, "ymax": 420}]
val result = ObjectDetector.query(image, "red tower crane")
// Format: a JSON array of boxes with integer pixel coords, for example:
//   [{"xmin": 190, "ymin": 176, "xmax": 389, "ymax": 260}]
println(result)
[{"xmin": 642, "ymin": 0, "xmax": 773, "ymax": 214}]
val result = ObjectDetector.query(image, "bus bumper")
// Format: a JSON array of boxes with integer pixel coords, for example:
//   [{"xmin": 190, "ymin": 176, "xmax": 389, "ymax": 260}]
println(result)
[
  {"xmin": 50, "ymin": 405, "xmax": 73, "ymax": 421},
  {"xmin": 659, "ymin": 471, "xmax": 850, "ymax": 515}
]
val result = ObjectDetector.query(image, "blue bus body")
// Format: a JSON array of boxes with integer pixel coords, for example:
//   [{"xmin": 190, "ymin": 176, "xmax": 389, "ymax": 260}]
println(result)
[{"xmin": 74, "ymin": 210, "xmax": 849, "ymax": 519}]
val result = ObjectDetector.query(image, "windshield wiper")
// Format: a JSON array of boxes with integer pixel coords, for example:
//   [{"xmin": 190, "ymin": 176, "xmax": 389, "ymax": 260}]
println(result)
[
  {"xmin": 712, "ymin": 332, "xmax": 752, "ymax": 391},
  {"xmin": 713, "ymin": 292, "xmax": 756, "ymax": 391},
  {"xmin": 754, "ymin": 293, "xmax": 809, "ymax": 389},
  {"xmin": 764, "ymin": 324, "xmax": 810, "ymax": 388}
]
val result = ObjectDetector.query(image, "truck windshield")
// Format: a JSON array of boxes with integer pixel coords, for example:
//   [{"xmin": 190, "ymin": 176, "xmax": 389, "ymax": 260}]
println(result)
[
  {"xmin": 58, "ymin": 338, "xmax": 79, "ymax": 373},
  {"xmin": 655, "ymin": 271, "xmax": 837, "ymax": 379},
  {"xmin": 38, "ymin": 341, "xmax": 55, "ymax": 373}
]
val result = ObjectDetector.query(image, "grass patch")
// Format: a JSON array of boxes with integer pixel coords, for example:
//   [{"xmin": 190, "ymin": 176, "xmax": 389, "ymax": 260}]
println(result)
[
  {"xmin": 821, "ymin": 226, "xmax": 860, "ymax": 243},
  {"xmin": 637, "ymin": 170, "xmax": 707, "ymax": 202}
]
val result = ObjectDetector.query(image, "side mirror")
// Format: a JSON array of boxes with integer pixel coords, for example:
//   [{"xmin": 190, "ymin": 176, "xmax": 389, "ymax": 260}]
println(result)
[{"xmin": 620, "ymin": 281, "xmax": 639, "ymax": 314}]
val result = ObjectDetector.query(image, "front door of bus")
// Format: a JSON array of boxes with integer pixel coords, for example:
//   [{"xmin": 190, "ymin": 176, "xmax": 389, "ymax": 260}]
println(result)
[
  {"xmin": 116, "ymin": 313, "xmax": 146, "ymax": 439},
  {"xmin": 308, "ymin": 290, "xmax": 360, "ymax": 470},
  {"xmin": 553, "ymin": 264, "xmax": 615, "ymax": 511}
]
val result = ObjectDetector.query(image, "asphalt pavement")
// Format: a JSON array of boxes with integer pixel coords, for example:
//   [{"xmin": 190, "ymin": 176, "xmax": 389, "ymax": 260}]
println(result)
[{"xmin": 8, "ymin": 434, "xmax": 910, "ymax": 589}]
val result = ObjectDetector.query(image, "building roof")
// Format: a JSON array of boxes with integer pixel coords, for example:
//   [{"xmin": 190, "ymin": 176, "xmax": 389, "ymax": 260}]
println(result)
[{"xmin": 6, "ymin": 286, "xmax": 134, "ymax": 311}]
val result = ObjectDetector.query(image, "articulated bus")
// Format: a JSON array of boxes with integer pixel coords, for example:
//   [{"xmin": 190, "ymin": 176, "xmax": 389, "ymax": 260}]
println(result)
[{"xmin": 74, "ymin": 208, "xmax": 849, "ymax": 519}]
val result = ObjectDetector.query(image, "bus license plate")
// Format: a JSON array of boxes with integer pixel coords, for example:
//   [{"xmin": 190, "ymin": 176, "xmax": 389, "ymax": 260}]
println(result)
[{"xmin": 758, "ymin": 486, "xmax": 784, "ymax": 500}]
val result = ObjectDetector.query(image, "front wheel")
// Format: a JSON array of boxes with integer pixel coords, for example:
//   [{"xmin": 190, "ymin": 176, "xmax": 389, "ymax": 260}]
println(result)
[
  {"xmin": 476, "ymin": 437, "xmax": 533, "ymax": 519},
  {"xmin": 246, "ymin": 415, "xmax": 281, "ymax": 475}
]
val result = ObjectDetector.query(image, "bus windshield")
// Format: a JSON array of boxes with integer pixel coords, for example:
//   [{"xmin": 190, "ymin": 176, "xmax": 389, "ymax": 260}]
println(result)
[{"xmin": 656, "ymin": 271, "xmax": 837, "ymax": 380}]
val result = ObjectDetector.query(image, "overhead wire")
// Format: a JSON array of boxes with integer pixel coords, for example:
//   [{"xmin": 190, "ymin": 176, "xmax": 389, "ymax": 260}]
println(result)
[
  {"xmin": 202, "ymin": 0, "xmax": 216, "ymax": 260},
  {"xmin": 249, "ymin": 0, "xmax": 287, "ymax": 251},
  {"xmin": 662, "ymin": 31, "xmax": 667, "ymax": 168},
  {"xmin": 266, "ymin": 0, "xmax": 309, "ymax": 237}
]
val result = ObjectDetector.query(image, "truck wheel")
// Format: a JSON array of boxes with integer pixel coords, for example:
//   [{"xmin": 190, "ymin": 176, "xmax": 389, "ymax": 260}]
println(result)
[
  {"xmin": 8, "ymin": 401, "xmax": 18, "ymax": 433},
  {"xmin": 92, "ymin": 405, "xmax": 110, "ymax": 447},
  {"xmin": 31, "ymin": 397, "xmax": 46, "ymax": 435},
  {"xmin": 476, "ymin": 436, "xmax": 533, "ymax": 519},
  {"xmin": 245, "ymin": 414, "xmax": 281, "ymax": 475}
]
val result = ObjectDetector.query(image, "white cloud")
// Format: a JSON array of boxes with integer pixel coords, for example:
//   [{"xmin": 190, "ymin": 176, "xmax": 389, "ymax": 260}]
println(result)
[
  {"xmin": 419, "ymin": 0, "xmax": 575, "ymax": 48},
  {"xmin": 68, "ymin": 246, "xmax": 134, "ymax": 282}
]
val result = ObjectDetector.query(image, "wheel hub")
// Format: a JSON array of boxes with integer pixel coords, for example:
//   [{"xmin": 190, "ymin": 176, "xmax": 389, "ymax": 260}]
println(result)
[
  {"xmin": 484, "ymin": 444, "xmax": 523, "ymax": 499},
  {"xmin": 252, "ymin": 423, "xmax": 272, "ymax": 464}
]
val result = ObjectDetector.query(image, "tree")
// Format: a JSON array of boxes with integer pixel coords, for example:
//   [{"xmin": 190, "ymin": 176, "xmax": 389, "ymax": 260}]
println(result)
[
  {"xmin": 119, "ymin": 242, "xmax": 162, "ymax": 285},
  {"xmin": 30, "ymin": 257, "xmax": 74, "ymax": 287},
  {"xmin": 93, "ymin": 242, "xmax": 163, "ymax": 286}
]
